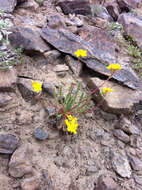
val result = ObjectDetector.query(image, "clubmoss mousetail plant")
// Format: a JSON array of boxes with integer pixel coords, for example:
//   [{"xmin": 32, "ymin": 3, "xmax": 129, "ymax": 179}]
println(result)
[
  {"xmin": 52, "ymin": 55, "xmax": 122, "ymax": 134},
  {"xmin": 32, "ymin": 50, "xmax": 122, "ymax": 135}
]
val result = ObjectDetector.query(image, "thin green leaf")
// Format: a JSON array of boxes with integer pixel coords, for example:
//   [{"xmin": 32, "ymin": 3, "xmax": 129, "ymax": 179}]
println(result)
[
  {"xmin": 72, "ymin": 82, "xmax": 80, "ymax": 106},
  {"xmin": 59, "ymin": 86, "xmax": 63, "ymax": 105},
  {"xmin": 65, "ymin": 97, "xmax": 74, "ymax": 112},
  {"xmin": 64, "ymin": 84, "xmax": 72, "ymax": 107}
]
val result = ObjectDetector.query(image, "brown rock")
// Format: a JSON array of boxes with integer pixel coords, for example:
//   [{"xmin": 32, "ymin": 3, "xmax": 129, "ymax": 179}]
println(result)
[
  {"xmin": 117, "ymin": 0, "xmax": 142, "ymax": 9},
  {"xmin": 17, "ymin": 78, "xmax": 42, "ymax": 102},
  {"xmin": 0, "ymin": 133, "xmax": 19, "ymax": 154},
  {"xmin": 9, "ymin": 144, "xmax": 33, "ymax": 178},
  {"xmin": 86, "ymin": 77, "xmax": 142, "ymax": 114},
  {"xmin": 0, "ymin": 68, "xmax": 17, "ymax": 92},
  {"xmin": 95, "ymin": 175, "xmax": 120, "ymax": 190},
  {"xmin": 44, "ymin": 50, "xmax": 61, "ymax": 64},
  {"xmin": 118, "ymin": 13, "xmax": 142, "ymax": 49},
  {"xmin": 47, "ymin": 14, "xmax": 66, "ymax": 29},
  {"xmin": 9, "ymin": 27, "xmax": 50, "ymax": 55},
  {"xmin": 106, "ymin": 1, "xmax": 120, "ymax": 21},
  {"xmin": 21, "ymin": 177, "xmax": 40, "ymax": 190}
]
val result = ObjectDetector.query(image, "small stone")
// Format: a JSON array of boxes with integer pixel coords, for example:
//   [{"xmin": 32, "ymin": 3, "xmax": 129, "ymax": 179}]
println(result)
[
  {"xmin": 65, "ymin": 55, "xmax": 82, "ymax": 76},
  {"xmin": 134, "ymin": 175, "xmax": 142, "ymax": 186},
  {"xmin": 53, "ymin": 64, "xmax": 69, "ymax": 72},
  {"xmin": 46, "ymin": 107, "xmax": 56, "ymax": 117},
  {"xmin": 57, "ymin": 71, "xmax": 66, "ymax": 78},
  {"xmin": 0, "ymin": 133, "xmax": 19, "ymax": 154},
  {"xmin": 113, "ymin": 129, "xmax": 130, "ymax": 143},
  {"xmin": 0, "ymin": 93, "xmax": 12, "ymax": 108},
  {"xmin": 34, "ymin": 128, "xmax": 48, "ymax": 140},
  {"xmin": 44, "ymin": 50, "xmax": 61, "ymax": 64},
  {"xmin": 0, "ymin": 68, "xmax": 17, "ymax": 92},
  {"xmin": 21, "ymin": 177, "xmax": 40, "ymax": 190},
  {"xmin": 128, "ymin": 155, "xmax": 142, "ymax": 171},
  {"xmin": 9, "ymin": 144, "xmax": 32, "ymax": 178},
  {"xmin": 115, "ymin": 117, "xmax": 140, "ymax": 135},
  {"xmin": 67, "ymin": 26, "xmax": 78, "ymax": 34},
  {"xmin": 112, "ymin": 152, "xmax": 131, "ymax": 178},
  {"xmin": 96, "ymin": 175, "xmax": 120, "ymax": 190},
  {"xmin": 42, "ymin": 82, "xmax": 54, "ymax": 97},
  {"xmin": 130, "ymin": 135, "xmax": 140, "ymax": 148},
  {"xmin": 0, "ymin": 32, "xmax": 3, "ymax": 46}
]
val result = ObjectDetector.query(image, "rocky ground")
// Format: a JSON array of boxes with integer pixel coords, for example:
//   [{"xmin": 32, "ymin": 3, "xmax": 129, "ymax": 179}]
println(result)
[{"xmin": 1, "ymin": 0, "xmax": 142, "ymax": 190}]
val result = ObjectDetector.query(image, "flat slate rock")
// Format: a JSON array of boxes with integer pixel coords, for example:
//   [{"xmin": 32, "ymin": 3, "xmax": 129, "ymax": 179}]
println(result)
[
  {"xmin": 40, "ymin": 27, "xmax": 141, "ymax": 89},
  {"xmin": 0, "ymin": 0, "xmax": 17, "ymax": 13}
]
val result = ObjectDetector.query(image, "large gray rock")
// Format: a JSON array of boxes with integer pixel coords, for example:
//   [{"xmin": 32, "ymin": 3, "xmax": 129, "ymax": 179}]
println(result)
[
  {"xmin": 118, "ymin": 13, "xmax": 142, "ymax": 49},
  {"xmin": 86, "ymin": 77, "xmax": 142, "ymax": 114},
  {"xmin": 40, "ymin": 26, "xmax": 141, "ymax": 89},
  {"xmin": 9, "ymin": 27, "xmax": 50, "ymax": 55},
  {"xmin": 0, "ymin": 133, "xmax": 19, "ymax": 154},
  {"xmin": 0, "ymin": 0, "xmax": 17, "ymax": 13}
]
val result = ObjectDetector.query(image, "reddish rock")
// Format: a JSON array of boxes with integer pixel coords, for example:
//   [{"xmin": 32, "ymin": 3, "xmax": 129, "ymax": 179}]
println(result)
[
  {"xmin": 21, "ymin": 177, "xmax": 40, "ymax": 190},
  {"xmin": 118, "ymin": 13, "xmax": 142, "ymax": 49},
  {"xmin": 95, "ymin": 175, "xmax": 120, "ymax": 190}
]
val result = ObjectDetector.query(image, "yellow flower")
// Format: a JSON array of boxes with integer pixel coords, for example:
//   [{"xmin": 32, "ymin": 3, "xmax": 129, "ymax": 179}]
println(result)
[
  {"xmin": 32, "ymin": 80, "xmax": 42, "ymax": 93},
  {"xmin": 65, "ymin": 115, "xmax": 78, "ymax": 134},
  {"xmin": 102, "ymin": 87, "xmax": 114, "ymax": 96},
  {"xmin": 106, "ymin": 64, "xmax": 122, "ymax": 72},
  {"xmin": 74, "ymin": 49, "xmax": 87, "ymax": 58}
]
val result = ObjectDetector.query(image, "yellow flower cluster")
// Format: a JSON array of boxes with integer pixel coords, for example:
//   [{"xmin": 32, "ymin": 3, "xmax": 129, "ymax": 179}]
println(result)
[
  {"xmin": 65, "ymin": 115, "xmax": 78, "ymax": 134},
  {"xmin": 74, "ymin": 49, "xmax": 87, "ymax": 57},
  {"xmin": 102, "ymin": 87, "xmax": 114, "ymax": 96},
  {"xmin": 32, "ymin": 80, "xmax": 42, "ymax": 93},
  {"xmin": 106, "ymin": 64, "xmax": 122, "ymax": 72}
]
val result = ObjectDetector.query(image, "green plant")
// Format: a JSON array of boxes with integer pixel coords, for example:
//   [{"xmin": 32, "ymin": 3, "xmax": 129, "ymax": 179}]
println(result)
[
  {"xmin": 128, "ymin": 45, "xmax": 141, "ymax": 58},
  {"xmin": 35, "ymin": 0, "xmax": 44, "ymax": 6},
  {"xmin": 90, "ymin": 4, "xmax": 104, "ymax": 17},
  {"xmin": 53, "ymin": 82, "xmax": 94, "ymax": 118},
  {"xmin": 108, "ymin": 22, "xmax": 123, "ymax": 33}
]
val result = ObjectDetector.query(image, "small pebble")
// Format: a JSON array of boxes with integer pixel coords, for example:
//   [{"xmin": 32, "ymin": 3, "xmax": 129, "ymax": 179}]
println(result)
[{"xmin": 34, "ymin": 128, "xmax": 48, "ymax": 140}]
